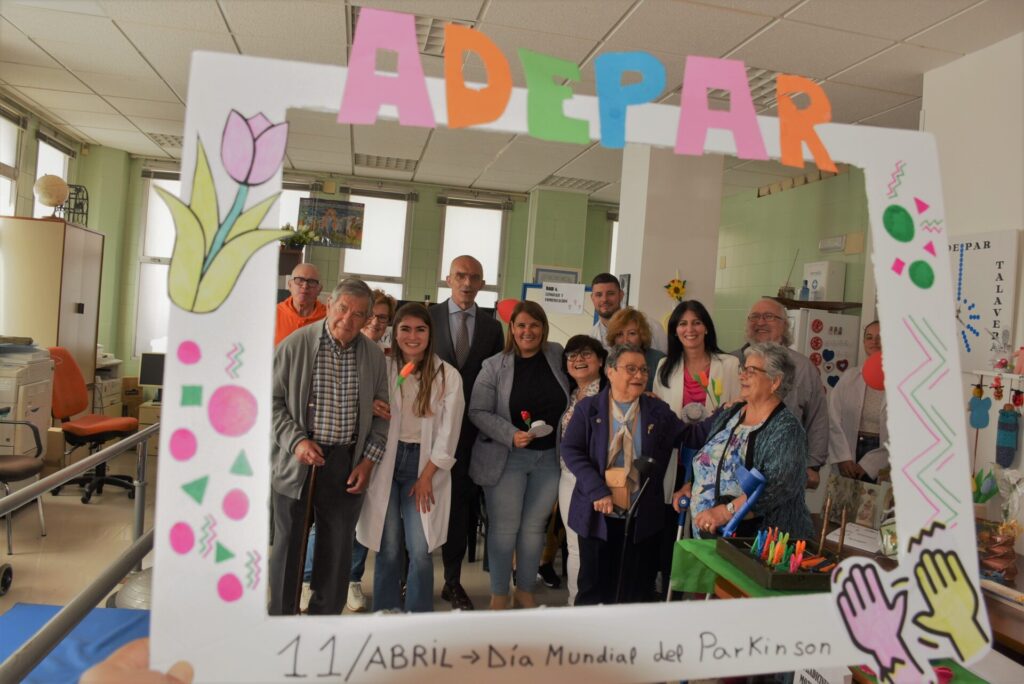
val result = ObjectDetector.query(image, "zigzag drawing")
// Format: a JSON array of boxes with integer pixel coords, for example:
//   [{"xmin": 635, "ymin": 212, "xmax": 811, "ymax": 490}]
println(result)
[
  {"xmin": 245, "ymin": 550, "xmax": 262, "ymax": 589},
  {"xmin": 898, "ymin": 316, "xmax": 960, "ymax": 529},
  {"xmin": 225, "ymin": 343, "xmax": 244, "ymax": 379},
  {"xmin": 886, "ymin": 160, "xmax": 906, "ymax": 198},
  {"xmin": 199, "ymin": 513, "xmax": 218, "ymax": 558},
  {"xmin": 906, "ymin": 521, "xmax": 948, "ymax": 554},
  {"xmin": 920, "ymin": 219, "xmax": 944, "ymax": 233}
]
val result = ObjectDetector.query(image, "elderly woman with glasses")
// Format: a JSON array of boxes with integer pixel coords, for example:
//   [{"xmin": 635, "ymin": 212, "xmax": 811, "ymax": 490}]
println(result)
[
  {"xmin": 361, "ymin": 289, "xmax": 397, "ymax": 352},
  {"xmin": 675, "ymin": 342, "xmax": 814, "ymax": 540},
  {"xmin": 561, "ymin": 344, "xmax": 713, "ymax": 605}
]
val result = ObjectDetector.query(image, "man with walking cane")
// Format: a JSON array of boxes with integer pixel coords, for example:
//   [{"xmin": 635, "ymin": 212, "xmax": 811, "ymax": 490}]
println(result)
[{"xmin": 269, "ymin": 278, "xmax": 389, "ymax": 615}]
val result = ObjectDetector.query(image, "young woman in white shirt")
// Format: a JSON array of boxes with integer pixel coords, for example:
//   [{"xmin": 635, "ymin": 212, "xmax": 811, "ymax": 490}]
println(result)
[{"xmin": 356, "ymin": 303, "xmax": 464, "ymax": 612}]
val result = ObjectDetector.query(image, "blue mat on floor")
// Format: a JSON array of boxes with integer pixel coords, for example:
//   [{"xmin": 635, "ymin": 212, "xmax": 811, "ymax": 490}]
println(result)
[{"xmin": 0, "ymin": 603, "xmax": 149, "ymax": 683}]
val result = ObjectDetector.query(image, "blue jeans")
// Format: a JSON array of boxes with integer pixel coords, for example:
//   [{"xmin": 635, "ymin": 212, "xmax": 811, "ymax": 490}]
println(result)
[
  {"xmin": 373, "ymin": 442, "xmax": 433, "ymax": 612},
  {"xmin": 483, "ymin": 447, "xmax": 560, "ymax": 595},
  {"xmin": 303, "ymin": 528, "xmax": 367, "ymax": 583}
]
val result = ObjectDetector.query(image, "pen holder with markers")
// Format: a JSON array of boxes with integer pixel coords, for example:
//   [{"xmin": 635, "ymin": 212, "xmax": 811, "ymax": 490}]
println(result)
[{"xmin": 715, "ymin": 529, "xmax": 836, "ymax": 592}]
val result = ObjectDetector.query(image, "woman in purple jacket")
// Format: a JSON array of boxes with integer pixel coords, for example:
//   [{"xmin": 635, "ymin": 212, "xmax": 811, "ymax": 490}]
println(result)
[{"xmin": 561, "ymin": 344, "xmax": 713, "ymax": 605}]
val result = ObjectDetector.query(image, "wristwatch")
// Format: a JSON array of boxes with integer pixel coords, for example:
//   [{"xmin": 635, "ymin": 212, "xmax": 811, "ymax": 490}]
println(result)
[{"xmin": 726, "ymin": 501, "xmax": 736, "ymax": 514}]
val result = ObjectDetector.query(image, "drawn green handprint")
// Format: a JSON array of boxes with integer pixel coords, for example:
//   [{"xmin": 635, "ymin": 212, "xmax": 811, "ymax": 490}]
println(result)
[{"xmin": 912, "ymin": 550, "xmax": 989, "ymax": 661}]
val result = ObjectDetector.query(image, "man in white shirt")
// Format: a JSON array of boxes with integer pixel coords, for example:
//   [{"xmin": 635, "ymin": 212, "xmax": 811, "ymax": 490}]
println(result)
[{"xmin": 587, "ymin": 273, "xmax": 667, "ymax": 353}]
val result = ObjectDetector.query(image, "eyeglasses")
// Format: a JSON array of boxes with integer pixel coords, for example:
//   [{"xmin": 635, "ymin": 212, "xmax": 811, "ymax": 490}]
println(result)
[
  {"xmin": 617, "ymin": 364, "xmax": 649, "ymax": 377},
  {"xmin": 747, "ymin": 313, "xmax": 784, "ymax": 323},
  {"xmin": 291, "ymin": 276, "xmax": 320, "ymax": 289},
  {"xmin": 451, "ymin": 272, "xmax": 483, "ymax": 284},
  {"xmin": 738, "ymin": 365, "xmax": 769, "ymax": 377},
  {"xmin": 567, "ymin": 350, "xmax": 596, "ymax": 362}
]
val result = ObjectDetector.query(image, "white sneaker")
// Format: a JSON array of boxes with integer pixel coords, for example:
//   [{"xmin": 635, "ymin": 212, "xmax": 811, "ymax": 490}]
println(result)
[{"xmin": 346, "ymin": 582, "xmax": 367, "ymax": 613}]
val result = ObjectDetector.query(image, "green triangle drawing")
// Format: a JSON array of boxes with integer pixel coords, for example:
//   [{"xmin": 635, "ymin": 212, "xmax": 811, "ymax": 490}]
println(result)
[
  {"xmin": 182, "ymin": 476, "xmax": 209, "ymax": 504},
  {"xmin": 230, "ymin": 450, "xmax": 253, "ymax": 476},
  {"xmin": 215, "ymin": 542, "xmax": 234, "ymax": 563}
]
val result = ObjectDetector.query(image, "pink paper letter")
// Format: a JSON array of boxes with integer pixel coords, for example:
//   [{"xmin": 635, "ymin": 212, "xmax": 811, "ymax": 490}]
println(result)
[
  {"xmin": 676, "ymin": 56, "xmax": 766, "ymax": 160},
  {"xmin": 338, "ymin": 8, "xmax": 436, "ymax": 128}
]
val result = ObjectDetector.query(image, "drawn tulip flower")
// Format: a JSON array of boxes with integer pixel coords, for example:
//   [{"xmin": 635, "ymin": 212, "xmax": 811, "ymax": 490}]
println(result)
[{"xmin": 156, "ymin": 110, "xmax": 292, "ymax": 313}]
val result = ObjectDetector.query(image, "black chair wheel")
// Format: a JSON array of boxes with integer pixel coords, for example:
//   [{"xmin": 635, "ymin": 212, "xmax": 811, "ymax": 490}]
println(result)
[
  {"xmin": 81, "ymin": 493, "xmax": 92, "ymax": 504},
  {"xmin": 128, "ymin": 490, "xmax": 136, "ymax": 500},
  {"xmin": 0, "ymin": 564, "xmax": 12, "ymax": 596},
  {"xmin": 51, "ymin": 486, "xmax": 62, "ymax": 496}
]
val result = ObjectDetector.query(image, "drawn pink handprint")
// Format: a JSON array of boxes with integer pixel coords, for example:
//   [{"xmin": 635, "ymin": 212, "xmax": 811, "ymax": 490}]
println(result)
[{"xmin": 836, "ymin": 563, "xmax": 927, "ymax": 683}]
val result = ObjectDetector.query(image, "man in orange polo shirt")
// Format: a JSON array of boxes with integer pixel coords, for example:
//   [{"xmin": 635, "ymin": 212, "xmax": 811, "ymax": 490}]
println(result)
[{"xmin": 275, "ymin": 263, "xmax": 326, "ymax": 346}]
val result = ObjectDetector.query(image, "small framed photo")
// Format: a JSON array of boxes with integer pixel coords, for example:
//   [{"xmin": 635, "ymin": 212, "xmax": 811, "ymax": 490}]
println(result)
[{"xmin": 533, "ymin": 265, "xmax": 580, "ymax": 284}]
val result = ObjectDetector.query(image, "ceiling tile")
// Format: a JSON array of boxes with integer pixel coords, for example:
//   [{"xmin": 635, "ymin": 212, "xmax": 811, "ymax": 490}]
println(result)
[
  {"xmin": 353, "ymin": 166, "xmax": 414, "ymax": 181},
  {"xmin": 787, "ymin": 0, "xmax": 977, "ymax": 41},
  {"xmin": 47, "ymin": 108, "xmax": 134, "ymax": 129},
  {"xmin": 830, "ymin": 43, "xmax": 961, "ymax": 95},
  {"xmin": 472, "ymin": 169, "xmax": 543, "ymax": 192},
  {"xmin": 222, "ymin": 0, "xmax": 348, "ymax": 66},
  {"xmin": 34, "ymin": 36, "xmax": 155, "ymax": 78},
  {"xmin": 75, "ymin": 71, "xmax": 179, "ymax": 101},
  {"xmin": 602, "ymin": 0, "xmax": 772, "ymax": 56},
  {"xmin": 354, "ymin": 0, "xmax": 486, "ymax": 22},
  {"xmin": 486, "ymin": 136, "xmax": 585, "ymax": 174},
  {"xmin": 57, "ymin": 123, "xmax": 96, "ymax": 143},
  {"xmin": 100, "ymin": 0, "xmax": 229, "ymax": 32},
  {"xmin": 419, "ymin": 126, "xmax": 514, "ymax": 166},
  {"xmin": 105, "ymin": 96, "xmax": 184, "ymax": 119},
  {"xmin": 472, "ymin": 23, "xmax": 596, "ymax": 87},
  {"xmin": 818, "ymin": 82, "xmax": 918, "ymax": 123},
  {"xmin": 286, "ymin": 109, "xmax": 351, "ymax": 138},
  {"xmin": 589, "ymin": 181, "xmax": 620, "ymax": 203},
  {"xmin": 731, "ymin": 19, "xmax": 892, "ymax": 79},
  {"xmin": 555, "ymin": 145, "xmax": 623, "ymax": 182},
  {"xmin": 286, "ymin": 147, "xmax": 352, "ymax": 166},
  {"xmin": 132, "ymin": 116, "xmax": 183, "ymax": 136},
  {"xmin": 12, "ymin": 86, "xmax": 115, "ymax": 112},
  {"xmin": 0, "ymin": 61, "xmax": 89, "ymax": 91},
  {"xmin": 0, "ymin": 18, "xmax": 61, "ymax": 67},
  {"xmin": 858, "ymin": 99, "xmax": 921, "ymax": 130},
  {"xmin": 352, "ymin": 120, "xmax": 430, "ymax": 159},
  {"xmin": 0, "ymin": 2, "xmax": 121, "ymax": 43},
  {"xmin": 482, "ymin": 0, "xmax": 634, "ymax": 40},
  {"xmin": 689, "ymin": 1, "xmax": 803, "ymax": 17},
  {"xmin": 289, "ymin": 157, "xmax": 353, "ymax": 175},
  {"xmin": 286, "ymin": 132, "xmax": 351, "ymax": 154},
  {"xmin": 413, "ymin": 162, "xmax": 481, "ymax": 181},
  {"xmin": 909, "ymin": 0, "xmax": 1024, "ymax": 54},
  {"xmin": 116, "ymin": 21, "xmax": 238, "ymax": 94},
  {"xmin": 9, "ymin": 1, "xmax": 105, "ymax": 16},
  {"xmin": 73, "ymin": 126, "xmax": 169, "ymax": 156},
  {"xmin": 413, "ymin": 171, "xmax": 479, "ymax": 185}
]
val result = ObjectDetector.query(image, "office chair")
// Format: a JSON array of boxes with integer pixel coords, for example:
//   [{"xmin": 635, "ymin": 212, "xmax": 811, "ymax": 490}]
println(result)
[
  {"xmin": 48, "ymin": 347, "xmax": 139, "ymax": 504},
  {"xmin": 0, "ymin": 416, "xmax": 46, "ymax": 555}
]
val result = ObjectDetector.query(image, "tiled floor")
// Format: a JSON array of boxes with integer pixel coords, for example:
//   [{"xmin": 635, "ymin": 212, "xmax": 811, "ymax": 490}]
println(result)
[{"xmin": 2, "ymin": 451, "xmax": 569, "ymax": 618}]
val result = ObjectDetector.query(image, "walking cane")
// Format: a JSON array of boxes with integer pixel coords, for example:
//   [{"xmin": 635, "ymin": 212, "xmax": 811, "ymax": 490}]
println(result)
[{"xmin": 293, "ymin": 464, "xmax": 319, "ymax": 613}]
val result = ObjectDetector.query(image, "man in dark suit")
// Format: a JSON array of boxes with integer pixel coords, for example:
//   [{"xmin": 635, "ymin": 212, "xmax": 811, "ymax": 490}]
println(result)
[{"xmin": 430, "ymin": 255, "xmax": 504, "ymax": 610}]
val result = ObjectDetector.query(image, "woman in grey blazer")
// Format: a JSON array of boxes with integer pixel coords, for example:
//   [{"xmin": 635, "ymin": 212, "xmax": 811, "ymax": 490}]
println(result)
[{"xmin": 469, "ymin": 301, "xmax": 570, "ymax": 610}]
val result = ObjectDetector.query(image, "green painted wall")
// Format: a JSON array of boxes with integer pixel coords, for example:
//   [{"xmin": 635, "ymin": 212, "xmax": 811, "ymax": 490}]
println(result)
[
  {"xmin": 526, "ymin": 189, "xmax": 588, "ymax": 276},
  {"xmin": 582, "ymin": 204, "xmax": 613, "ymax": 283},
  {"xmin": 714, "ymin": 168, "xmax": 869, "ymax": 350},
  {"xmin": 115, "ymin": 158, "xmax": 149, "ymax": 375},
  {"xmin": 76, "ymin": 146, "xmax": 131, "ymax": 354},
  {"xmin": 500, "ymin": 199, "xmax": 530, "ymax": 299}
]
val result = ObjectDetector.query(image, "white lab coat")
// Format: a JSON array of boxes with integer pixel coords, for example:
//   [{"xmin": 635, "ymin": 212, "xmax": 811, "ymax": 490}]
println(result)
[
  {"xmin": 652, "ymin": 353, "xmax": 741, "ymax": 502},
  {"xmin": 827, "ymin": 368, "xmax": 889, "ymax": 480},
  {"xmin": 357, "ymin": 356, "xmax": 464, "ymax": 553}
]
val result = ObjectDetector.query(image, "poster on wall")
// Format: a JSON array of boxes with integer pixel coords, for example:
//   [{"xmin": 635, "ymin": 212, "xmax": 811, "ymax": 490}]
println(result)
[
  {"xmin": 947, "ymin": 230, "xmax": 1019, "ymax": 371},
  {"xmin": 296, "ymin": 197, "xmax": 364, "ymax": 248}
]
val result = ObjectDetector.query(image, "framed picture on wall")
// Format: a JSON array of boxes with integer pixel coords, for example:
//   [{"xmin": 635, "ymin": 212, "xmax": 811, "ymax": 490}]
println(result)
[
  {"xmin": 533, "ymin": 265, "xmax": 580, "ymax": 284},
  {"xmin": 618, "ymin": 273, "xmax": 631, "ymax": 305},
  {"xmin": 296, "ymin": 197, "xmax": 364, "ymax": 248}
]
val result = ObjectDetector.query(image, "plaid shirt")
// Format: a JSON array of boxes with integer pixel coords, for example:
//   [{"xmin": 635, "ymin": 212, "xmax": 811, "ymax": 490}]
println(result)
[{"xmin": 310, "ymin": 324, "xmax": 384, "ymax": 463}]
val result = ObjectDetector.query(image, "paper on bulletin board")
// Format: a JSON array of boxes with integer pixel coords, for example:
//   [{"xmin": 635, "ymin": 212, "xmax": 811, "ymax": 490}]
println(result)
[{"xmin": 540, "ymin": 282, "xmax": 585, "ymax": 314}]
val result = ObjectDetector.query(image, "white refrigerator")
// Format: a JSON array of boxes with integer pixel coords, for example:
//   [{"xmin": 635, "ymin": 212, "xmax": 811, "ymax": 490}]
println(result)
[{"xmin": 787, "ymin": 308, "xmax": 862, "ymax": 393}]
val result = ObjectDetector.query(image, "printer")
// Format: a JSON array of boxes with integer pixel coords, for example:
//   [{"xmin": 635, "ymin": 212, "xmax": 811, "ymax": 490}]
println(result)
[{"xmin": 0, "ymin": 345, "xmax": 53, "ymax": 459}]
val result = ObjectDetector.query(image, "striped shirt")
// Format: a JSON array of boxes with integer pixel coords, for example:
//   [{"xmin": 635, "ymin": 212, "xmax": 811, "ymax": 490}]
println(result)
[{"xmin": 311, "ymin": 324, "xmax": 384, "ymax": 463}]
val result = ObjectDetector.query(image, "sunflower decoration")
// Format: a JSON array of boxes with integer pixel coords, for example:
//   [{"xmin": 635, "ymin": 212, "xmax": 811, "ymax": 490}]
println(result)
[{"xmin": 664, "ymin": 276, "xmax": 687, "ymax": 302}]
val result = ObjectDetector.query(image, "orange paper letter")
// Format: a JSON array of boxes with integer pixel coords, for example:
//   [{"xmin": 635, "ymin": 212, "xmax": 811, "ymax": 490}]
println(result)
[
  {"xmin": 776, "ymin": 74, "xmax": 837, "ymax": 173},
  {"xmin": 445, "ymin": 24, "xmax": 512, "ymax": 129}
]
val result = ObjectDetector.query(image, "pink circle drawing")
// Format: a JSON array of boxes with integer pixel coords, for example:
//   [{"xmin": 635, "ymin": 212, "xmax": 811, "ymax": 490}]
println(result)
[
  {"xmin": 169, "ymin": 522, "xmax": 194, "ymax": 554},
  {"xmin": 222, "ymin": 488, "xmax": 249, "ymax": 521},
  {"xmin": 218, "ymin": 573, "xmax": 243, "ymax": 602},
  {"xmin": 169, "ymin": 429, "xmax": 197, "ymax": 461},
  {"xmin": 177, "ymin": 341, "xmax": 201, "ymax": 364},
  {"xmin": 208, "ymin": 385, "xmax": 258, "ymax": 436}
]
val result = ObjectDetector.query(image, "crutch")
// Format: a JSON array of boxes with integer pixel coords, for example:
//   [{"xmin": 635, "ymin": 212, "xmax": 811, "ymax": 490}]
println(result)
[{"xmin": 666, "ymin": 451, "xmax": 694, "ymax": 603}]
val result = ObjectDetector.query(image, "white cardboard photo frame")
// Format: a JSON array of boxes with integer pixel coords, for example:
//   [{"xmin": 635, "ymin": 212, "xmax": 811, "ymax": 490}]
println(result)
[{"xmin": 150, "ymin": 41, "xmax": 989, "ymax": 683}]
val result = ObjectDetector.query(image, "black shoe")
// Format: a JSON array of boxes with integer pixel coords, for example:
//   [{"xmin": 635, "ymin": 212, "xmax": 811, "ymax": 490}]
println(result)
[
  {"xmin": 441, "ymin": 582, "xmax": 475, "ymax": 610},
  {"xmin": 537, "ymin": 563, "xmax": 561, "ymax": 589}
]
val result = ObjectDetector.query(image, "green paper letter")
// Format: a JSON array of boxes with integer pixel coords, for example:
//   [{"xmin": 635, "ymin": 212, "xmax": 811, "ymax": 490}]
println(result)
[{"xmin": 519, "ymin": 49, "xmax": 589, "ymax": 144}]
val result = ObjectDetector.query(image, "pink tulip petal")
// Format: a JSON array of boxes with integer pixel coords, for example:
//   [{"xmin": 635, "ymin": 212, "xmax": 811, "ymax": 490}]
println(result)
[
  {"xmin": 221, "ymin": 110, "xmax": 255, "ymax": 184},
  {"xmin": 246, "ymin": 112, "xmax": 273, "ymax": 137},
  {"xmin": 247, "ymin": 122, "xmax": 289, "ymax": 186}
]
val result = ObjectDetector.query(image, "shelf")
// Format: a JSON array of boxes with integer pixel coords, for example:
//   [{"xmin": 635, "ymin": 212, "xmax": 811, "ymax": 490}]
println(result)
[
  {"xmin": 967, "ymin": 369, "xmax": 1024, "ymax": 381},
  {"xmin": 766, "ymin": 296, "xmax": 863, "ymax": 313}
]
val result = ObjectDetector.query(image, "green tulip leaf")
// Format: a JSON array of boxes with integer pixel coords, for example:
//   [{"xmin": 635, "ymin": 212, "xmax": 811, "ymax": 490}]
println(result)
[
  {"xmin": 191, "ymin": 141, "xmax": 219, "ymax": 253},
  {"xmin": 226, "ymin": 192, "xmax": 280, "ymax": 243},
  {"xmin": 192, "ymin": 229, "xmax": 293, "ymax": 312},
  {"xmin": 154, "ymin": 185, "xmax": 204, "ymax": 311}
]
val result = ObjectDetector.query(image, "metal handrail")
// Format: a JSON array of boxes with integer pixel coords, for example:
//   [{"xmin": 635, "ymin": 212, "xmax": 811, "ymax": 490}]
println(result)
[
  {"xmin": 0, "ymin": 530, "xmax": 154, "ymax": 683},
  {"xmin": 0, "ymin": 423, "xmax": 158, "ymax": 517}
]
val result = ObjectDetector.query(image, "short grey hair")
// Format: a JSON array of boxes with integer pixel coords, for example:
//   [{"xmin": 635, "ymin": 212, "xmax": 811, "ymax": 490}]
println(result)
[
  {"xmin": 748, "ymin": 298, "xmax": 793, "ymax": 347},
  {"xmin": 330, "ymin": 277, "xmax": 373, "ymax": 315},
  {"xmin": 744, "ymin": 342, "xmax": 794, "ymax": 400},
  {"xmin": 607, "ymin": 343, "xmax": 644, "ymax": 369}
]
